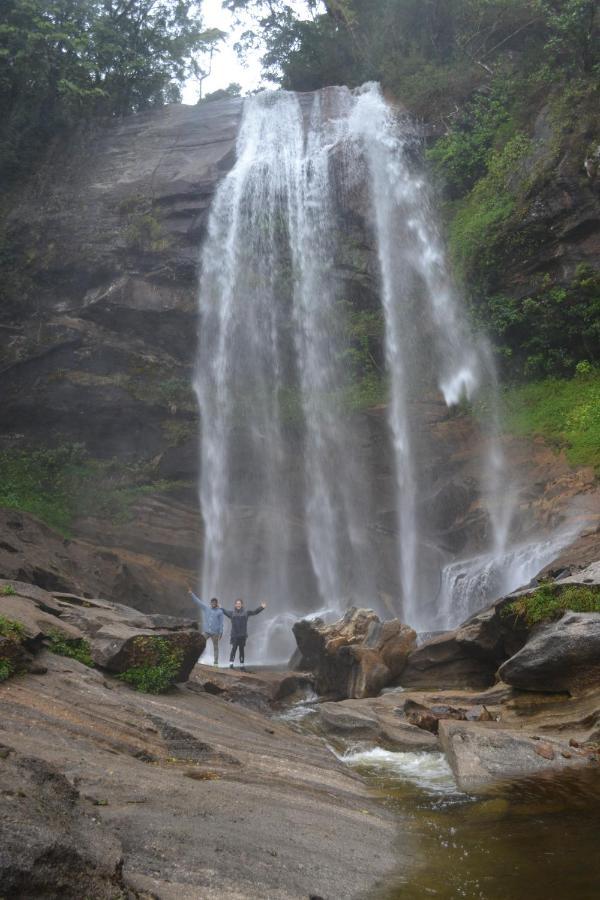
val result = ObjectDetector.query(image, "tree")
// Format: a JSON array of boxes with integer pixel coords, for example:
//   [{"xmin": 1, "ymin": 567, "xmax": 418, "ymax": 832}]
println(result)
[{"xmin": 0, "ymin": 0, "xmax": 222, "ymax": 179}]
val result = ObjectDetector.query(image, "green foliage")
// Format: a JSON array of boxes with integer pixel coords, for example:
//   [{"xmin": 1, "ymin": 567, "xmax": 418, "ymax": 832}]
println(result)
[
  {"xmin": 202, "ymin": 82, "xmax": 242, "ymax": 102},
  {"xmin": 1, "ymin": 585, "xmax": 16, "ymax": 596},
  {"xmin": 427, "ymin": 85, "xmax": 516, "ymax": 198},
  {"xmin": 118, "ymin": 636, "xmax": 183, "ymax": 693},
  {"xmin": 0, "ymin": 1, "xmax": 222, "ymax": 181},
  {"xmin": 0, "ymin": 443, "xmax": 189, "ymax": 534},
  {"xmin": 0, "ymin": 615, "xmax": 26, "ymax": 641},
  {"xmin": 448, "ymin": 132, "xmax": 531, "ymax": 283},
  {"xmin": 0, "ymin": 659, "xmax": 14, "ymax": 682},
  {"xmin": 483, "ymin": 266, "xmax": 600, "ymax": 377},
  {"xmin": 47, "ymin": 630, "xmax": 93, "ymax": 667},
  {"xmin": 502, "ymin": 369, "xmax": 600, "ymax": 471},
  {"xmin": 504, "ymin": 582, "xmax": 600, "ymax": 626}
]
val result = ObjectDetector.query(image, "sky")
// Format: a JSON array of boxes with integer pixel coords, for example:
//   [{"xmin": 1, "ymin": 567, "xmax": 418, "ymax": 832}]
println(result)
[{"xmin": 181, "ymin": 0, "xmax": 318, "ymax": 103}]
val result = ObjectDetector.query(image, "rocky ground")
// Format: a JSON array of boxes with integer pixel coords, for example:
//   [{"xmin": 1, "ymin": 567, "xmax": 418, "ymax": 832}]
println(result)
[
  {"xmin": 1, "ymin": 567, "xmax": 600, "ymax": 896},
  {"xmin": 0, "ymin": 583, "xmax": 405, "ymax": 899}
]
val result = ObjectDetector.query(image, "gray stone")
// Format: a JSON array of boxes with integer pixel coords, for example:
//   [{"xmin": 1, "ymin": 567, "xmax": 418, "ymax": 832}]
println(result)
[
  {"xmin": 438, "ymin": 720, "xmax": 595, "ymax": 792},
  {"xmin": 499, "ymin": 611, "xmax": 600, "ymax": 693}
]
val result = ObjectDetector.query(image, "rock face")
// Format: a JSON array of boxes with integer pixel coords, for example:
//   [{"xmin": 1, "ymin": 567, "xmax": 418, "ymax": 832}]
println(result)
[
  {"xmin": 400, "ymin": 596, "xmax": 529, "ymax": 689},
  {"xmin": 499, "ymin": 612, "xmax": 600, "ymax": 694},
  {"xmin": 317, "ymin": 695, "xmax": 439, "ymax": 751},
  {"xmin": 438, "ymin": 721, "xmax": 597, "ymax": 792},
  {"xmin": 293, "ymin": 607, "xmax": 416, "ymax": 699},
  {"xmin": 0, "ymin": 648, "xmax": 404, "ymax": 898},
  {"xmin": 0, "ymin": 95, "xmax": 598, "ymax": 622},
  {"xmin": 401, "ymin": 564, "xmax": 600, "ymax": 690},
  {"xmin": 0, "ymin": 750, "xmax": 126, "ymax": 898},
  {"xmin": 0, "ymin": 579, "xmax": 204, "ymax": 683}
]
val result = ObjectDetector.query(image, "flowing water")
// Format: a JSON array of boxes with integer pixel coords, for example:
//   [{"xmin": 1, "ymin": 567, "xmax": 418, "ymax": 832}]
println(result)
[
  {"xmin": 344, "ymin": 749, "xmax": 600, "ymax": 899},
  {"xmin": 194, "ymin": 83, "xmax": 572, "ymax": 653}
]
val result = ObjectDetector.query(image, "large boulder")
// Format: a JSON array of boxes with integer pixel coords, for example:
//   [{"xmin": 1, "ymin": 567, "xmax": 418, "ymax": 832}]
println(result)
[
  {"xmin": 438, "ymin": 720, "xmax": 597, "ymax": 792},
  {"xmin": 401, "ymin": 564, "xmax": 600, "ymax": 690},
  {"xmin": 89, "ymin": 621, "xmax": 204, "ymax": 681},
  {"xmin": 293, "ymin": 607, "xmax": 416, "ymax": 699},
  {"xmin": 499, "ymin": 612, "xmax": 600, "ymax": 694}
]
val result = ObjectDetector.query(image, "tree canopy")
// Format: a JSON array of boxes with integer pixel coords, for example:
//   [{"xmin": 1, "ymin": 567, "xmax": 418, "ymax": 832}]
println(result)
[{"xmin": 0, "ymin": 0, "xmax": 222, "ymax": 179}]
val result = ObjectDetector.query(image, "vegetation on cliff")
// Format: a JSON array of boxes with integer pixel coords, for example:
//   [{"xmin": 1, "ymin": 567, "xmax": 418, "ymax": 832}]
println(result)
[
  {"xmin": 0, "ymin": 0, "xmax": 222, "ymax": 181},
  {"xmin": 234, "ymin": 0, "xmax": 599, "ymax": 381}
]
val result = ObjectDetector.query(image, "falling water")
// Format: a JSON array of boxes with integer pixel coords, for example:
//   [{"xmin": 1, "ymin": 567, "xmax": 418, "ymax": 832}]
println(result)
[{"xmin": 194, "ymin": 83, "xmax": 563, "ymax": 654}]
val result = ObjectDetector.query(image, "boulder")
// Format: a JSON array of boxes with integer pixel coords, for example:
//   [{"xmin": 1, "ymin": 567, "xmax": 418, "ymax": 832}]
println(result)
[
  {"xmin": 401, "ymin": 564, "xmax": 600, "ymax": 690},
  {"xmin": 316, "ymin": 697, "xmax": 438, "ymax": 751},
  {"xmin": 293, "ymin": 607, "xmax": 416, "ymax": 699},
  {"xmin": 499, "ymin": 612, "xmax": 600, "ymax": 694},
  {"xmin": 438, "ymin": 720, "xmax": 596, "ymax": 792},
  {"xmin": 90, "ymin": 622, "xmax": 204, "ymax": 681}
]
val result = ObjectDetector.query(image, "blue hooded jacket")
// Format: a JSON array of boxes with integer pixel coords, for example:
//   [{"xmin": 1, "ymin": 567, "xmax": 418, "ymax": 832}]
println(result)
[{"xmin": 190, "ymin": 592, "xmax": 224, "ymax": 636}]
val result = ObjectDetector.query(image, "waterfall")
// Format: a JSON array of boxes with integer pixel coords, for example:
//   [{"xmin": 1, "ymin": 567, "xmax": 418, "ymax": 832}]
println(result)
[{"xmin": 193, "ymin": 83, "xmax": 549, "ymax": 657}]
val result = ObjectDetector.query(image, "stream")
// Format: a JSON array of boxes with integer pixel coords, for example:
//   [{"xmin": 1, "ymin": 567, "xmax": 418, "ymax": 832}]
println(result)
[{"xmin": 277, "ymin": 699, "xmax": 600, "ymax": 899}]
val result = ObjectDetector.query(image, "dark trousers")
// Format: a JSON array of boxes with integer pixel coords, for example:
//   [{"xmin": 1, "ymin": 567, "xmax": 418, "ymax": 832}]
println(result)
[{"xmin": 230, "ymin": 637, "xmax": 246, "ymax": 664}]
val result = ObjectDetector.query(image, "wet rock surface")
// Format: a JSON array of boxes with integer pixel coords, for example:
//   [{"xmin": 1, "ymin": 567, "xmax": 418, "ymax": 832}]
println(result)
[
  {"xmin": 499, "ymin": 611, "xmax": 600, "ymax": 694},
  {"xmin": 401, "ymin": 563, "xmax": 600, "ymax": 690},
  {"xmin": 0, "ymin": 586, "xmax": 403, "ymax": 899},
  {"xmin": 0, "ymin": 749, "xmax": 128, "ymax": 899},
  {"xmin": 293, "ymin": 607, "xmax": 416, "ymax": 699},
  {"xmin": 439, "ymin": 721, "xmax": 597, "ymax": 793}
]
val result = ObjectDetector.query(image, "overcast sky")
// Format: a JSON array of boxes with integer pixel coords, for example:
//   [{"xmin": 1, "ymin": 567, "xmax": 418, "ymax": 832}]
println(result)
[{"xmin": 182, "ymin": 0, "xmax": 318, "ymax": 103}]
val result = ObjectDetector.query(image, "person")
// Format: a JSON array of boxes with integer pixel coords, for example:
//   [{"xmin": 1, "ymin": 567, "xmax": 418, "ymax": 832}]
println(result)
[
  {"xmin": 223, "ymin": 598, "xmax": 266, "ymax": 671},
  {"xmin": 188, "ymin": 591, "xmax": 224, "ymax": 666}
]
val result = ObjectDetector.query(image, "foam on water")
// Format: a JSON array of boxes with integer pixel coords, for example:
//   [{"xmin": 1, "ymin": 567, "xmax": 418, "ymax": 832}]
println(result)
[{"xmin": 339, "ymin": 747, "xmax": 459, "ymax": 795}]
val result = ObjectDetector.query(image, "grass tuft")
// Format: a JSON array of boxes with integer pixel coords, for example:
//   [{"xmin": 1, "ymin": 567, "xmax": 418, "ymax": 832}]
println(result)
[
  {"xmin": 47, "ymin": 630, "xmax": 94, "ymax": 667},
  {"xmin": 503, "ymin": 583, "xmax": 600, "ymax": 627}
]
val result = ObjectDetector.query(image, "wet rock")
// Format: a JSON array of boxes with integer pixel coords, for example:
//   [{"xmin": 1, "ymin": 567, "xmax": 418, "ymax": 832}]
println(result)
[
  {"xmin": 293, "ymin": 607, "xmax": 416, "ymax": 699},
  {"xmin": 317, "ymin": 697, "xmax": 438, "ymax": 751},
  {"xmin": 401, "ymin": 565, "xmax": 600, "ymax": 690},
  {"xmin": 438, "ymin": 721, "xmax": 594, "ymax": 792},
  {"xmin": 0, "ymin": 750, "xmax": 126, "ymax": 898},
  {"xmin": 90, "ymin": 621, "xmax": 204, "ymax": 681},
  {"xmin": 499, "ymin": 611, "xmax": 600, "ymax": 694}
]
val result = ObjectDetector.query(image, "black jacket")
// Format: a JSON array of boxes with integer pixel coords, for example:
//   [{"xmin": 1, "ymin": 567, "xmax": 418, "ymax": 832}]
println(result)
[{"xmin": 223, "ymin": 606, "xmax": 264, "ymax": 641}]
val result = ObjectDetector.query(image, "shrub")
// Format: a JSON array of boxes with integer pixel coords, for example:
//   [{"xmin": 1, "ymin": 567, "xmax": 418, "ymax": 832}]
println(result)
[
  {"xmin": 118, "ymin": 637, "xmax": 183, "ymax": 694},
  {"xmin": 1, "ymin": 585, "xmax": 16, "ymax": 596},
  {"xmin": 0, "ymin": 659, "xmax": 13, "ymax": 682},
  {"xmin": 0, "ymin": 615, "xmax": 26, "ymax": 641},
  {"xmin": 504, "ymin": 583, "xmax": 600, "ymax": 627},
  {"xmin": 47, "ymin": 631, "xmax": 94, "ymax": 667}
]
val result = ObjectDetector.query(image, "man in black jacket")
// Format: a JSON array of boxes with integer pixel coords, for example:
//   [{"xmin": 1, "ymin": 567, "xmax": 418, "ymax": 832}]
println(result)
[{"xmin": 223, "ymin": 598, "xmax": 266, "ymax": 671}]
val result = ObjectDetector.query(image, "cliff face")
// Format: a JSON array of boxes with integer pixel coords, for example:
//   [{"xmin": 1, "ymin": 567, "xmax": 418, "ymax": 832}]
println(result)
[
  {"xmin": 0, "ymin": 96, "xmax": 597, "ymax": 617},
  {"xmin": 0, "ymin": 99, "xmax": 242, "ymax": 613}
]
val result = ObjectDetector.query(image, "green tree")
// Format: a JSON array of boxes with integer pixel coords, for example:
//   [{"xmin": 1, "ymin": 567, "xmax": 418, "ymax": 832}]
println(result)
[{"xmin": 0, "ymin": 0, "xmax": 222, "ymax": 179}]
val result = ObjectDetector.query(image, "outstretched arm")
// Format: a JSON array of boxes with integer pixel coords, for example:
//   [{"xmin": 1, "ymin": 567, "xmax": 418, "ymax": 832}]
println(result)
[
  {"xmin": 189, "ymin": 590, "xmax": 208, "ymax": 612},
  {"xmin": 222, "ymin": 608, "xmax": 232, "ymax": 619},
  {"xmin": 249, "ymin": 603, "xmax": 267, "ymax": 616}
]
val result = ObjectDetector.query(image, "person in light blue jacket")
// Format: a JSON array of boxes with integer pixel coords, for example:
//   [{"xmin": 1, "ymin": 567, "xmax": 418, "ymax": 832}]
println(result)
[{"xmin": 189, "ymin": 590, "xmax": 224, "ymax": 666}]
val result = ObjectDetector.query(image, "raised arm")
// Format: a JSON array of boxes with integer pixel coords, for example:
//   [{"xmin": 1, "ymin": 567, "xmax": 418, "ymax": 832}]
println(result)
[
  {"xmin": 189, "ymin": 590, "xmax": 209, "ymax": 612},
  {"xmin": 248, "ymin": 603, "xmax": 267, "ymax": 616}
]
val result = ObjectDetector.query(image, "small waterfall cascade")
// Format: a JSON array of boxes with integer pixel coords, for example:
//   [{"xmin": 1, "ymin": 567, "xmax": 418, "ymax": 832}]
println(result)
[{"xmin": 193, "ymin": 83, "xmax": 555, "ymax": 657}]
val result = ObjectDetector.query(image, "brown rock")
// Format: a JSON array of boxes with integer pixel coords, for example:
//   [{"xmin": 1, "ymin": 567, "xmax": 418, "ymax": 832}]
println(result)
[
  {"xmin": 292, "ymin": 607, "xmax": 416, "ymax": 699},
  {"xmin": 534, "ymin": 743, "xmax": 555, "ymax": 760}
]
